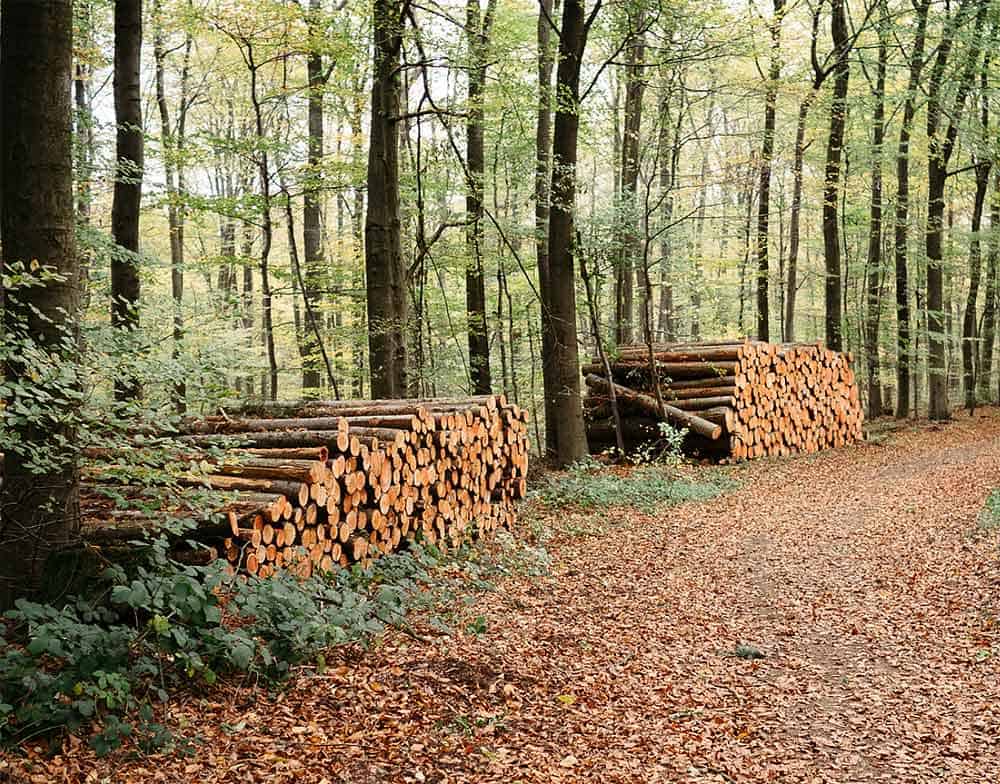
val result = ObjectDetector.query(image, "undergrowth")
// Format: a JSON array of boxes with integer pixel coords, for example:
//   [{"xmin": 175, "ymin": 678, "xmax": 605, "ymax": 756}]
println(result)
[
  {"xmin": 977, "ymin": 489, "xmax": 1000, "ymax": 532},
  {"xmin": 533, "ymin": 456, "xmax": 731, "ymax": 513},
  {"xmin": 0, "ymin": 527, "xmax": 547, "ymax": 757}
]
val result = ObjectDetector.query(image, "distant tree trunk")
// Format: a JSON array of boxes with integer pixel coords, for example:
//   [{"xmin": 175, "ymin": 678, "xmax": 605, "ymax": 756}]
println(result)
[
  {"xmin": 755, "ymin": 0, "xmax": 783, "ymax": 342},
  {"xmin": 302, "ymin": 0, "xmax": 327, "ymax": 396},
  {"xmin": 657, "ymin": 85, "xmax": 681, "ymax": 342},
  {"xmin": 926, "ymin": 0, "xmax": 985, "ymax": 420},
  {"xmin": 978, "ymin": 171, "xmax": 1000, "ymax": 402},
  {"xmin": 75, "ymin": 4, "xmax": 95, "ymax": 310},
  {"xmin": 691, "ymin": 148, "xmax": 708, "ymax": 339},
  {"xmin": 785, "ymin": 8, "xmax": 826, "ymax": 342},
  {"xmin": 893, "ymin": 0, "xmax": 931, "ymax": 417},
  {"xmin": 864, "ymin": 2, "xmax": 887, "ymax": 419},
  {"xmin": 243, "ymin": 40, "xmax": 279, "ymax": 401},
  {"xmin": 111, "ymin": 0, "xmax": 143, "ymax": 401},
  {"xmin": 962, "ymin": 52, "xmax": 992, "ymax": 411},
  {"xmin": 153, "ymin": 0, "xmax": 190, "ymax": 413},
  {"xmin": 544, "ymin": 0, "xmax": 599, "ymax": 466},
  {"xmin": 784, "ymin": 98, "xmax": 811, "ymax": 342},
  {"xmin": 365, "ymin": 0, "xmax": 408, "ymax": 398},
  {"xmin": 821, "ymin": 0, "xmax": 849, "ymax": 351},
  {"xmin": 465, "ymin": 0, "xmax": 496, "ymax": 394},
  {"xmin": 535, "ymin": 0, "xmax": 557, "ymax": 456},
  {"xmin": 963, "ymin": 159, "xmax": 991, "ymax": 410},
  {"xmin": 350, "ymin": 92, "xmax": 366, "ymax": 398},
  {"xmin": 614, "ymin": 11, "xmax": 645, "ymax": 345},
  {"xmin": 0, "ymin": 0, "xmax": 80, "ymax": 606}
]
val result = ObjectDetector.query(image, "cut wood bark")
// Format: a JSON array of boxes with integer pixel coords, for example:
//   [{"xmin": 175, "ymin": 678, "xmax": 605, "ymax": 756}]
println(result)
[{"xmin": 584, "ymin": 374, "xmax": 721, "ymax": 439}]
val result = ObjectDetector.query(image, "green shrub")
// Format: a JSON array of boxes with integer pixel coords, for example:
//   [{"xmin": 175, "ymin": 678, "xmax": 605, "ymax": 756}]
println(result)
[
  {"xmin": 978, "ymin": 490, "xmax": 1000, "ymax": 531},
  {"xmin": 534, "ymin": 459, "xmax": 730, "ymax": 513},
  {"xmin": 0, "ymin": 530, "xmax": 549, "ymax": 756},
  {"xmin": 0, "ymin": 535, "xmax": 445, "ymax": 755}
]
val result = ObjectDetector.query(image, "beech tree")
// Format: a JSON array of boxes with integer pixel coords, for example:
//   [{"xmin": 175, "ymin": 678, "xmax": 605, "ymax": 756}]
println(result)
[
  {"xmin": 111, "ymin": 0, "xmax": 144, "ymax": 401},
  {"xmin": 754, "ymin": 0, "xmax": 783, "ymax": 342},
  {"xmin": 925, "ymin": 0, "xmax": 986, "ymax": 421},
  {"xmin": 543, "ymin": 0, "xmax": 600, "ymax": 466},
  {"xmin": 821, "ymin": 0, "xmax": 849, "ymax": 351},
  {"xmin": 0, "ymin": 0, "xmax": 79, "ymax": 605},
  {"xmin": 365, "ymin": 0, "xmax": 409, "ymax": 398}
]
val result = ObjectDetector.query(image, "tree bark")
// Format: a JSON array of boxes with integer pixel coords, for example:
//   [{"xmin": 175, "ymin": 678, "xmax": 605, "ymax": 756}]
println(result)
[
  {"xmin": 111, "ymin": 0, "xmax": 143, "ymax": 401},
  {"xmin": 962, "ymin": 51, "xmax": 992, "ymax": 411},
  {"xmin": 302, "ymin": 0, "xmax": 327, "ymax": 395},
  {"xmin": 926, "ymin": 0, "xmax": 985, "ymax": 420},
  {"xmin": 963, "ymin": 159, "xmax": 991, "ymax": 411},
  {"xmin": 544, "ymin": 0, "xmax": 599, "ymax": 466},
  {"xmin": 979, "ymin": 170, "xmax": 1000, "ymax": 402},
  {"xmin": 656, "ymin": 78, "xmax": 680, "ymax": 342},
  {"xmin": 365, "ymin": 0, "xmax": 409, "ymax": 398},
  {"xmin": 864, "ymin": 2, "xmax": 887, "ymax": 419},
  {"xmin": 822, "ymin": 0, "xmax": 849, "ymax": 351},
  {"xmin": 614, "ymin": 10, "xmax": 645, "ymax": 345},
  {"xmin": 535, "ymin": 0, "xmax": 558, "ymax": 457},
  {"xmin": 153, "ymin": 0, "xmax": 190, "ymax": 414},
  {"xmin": 892, "ymin": 0, "xmax": 931, "ymax": 417},
  {"xmin": 755, "ymin": 0, "xmax": 784, "ymax": 342},
  {"xmin": 245, "ymin": 40, "xmax": 279, "ymax": 401},
  {"xmin": 0, "ymin": 0, "xmax": 80, "ymax": 606},
  {"xmin": 465, "ymin": 0, "xmax": 496, "ymax": 394}
]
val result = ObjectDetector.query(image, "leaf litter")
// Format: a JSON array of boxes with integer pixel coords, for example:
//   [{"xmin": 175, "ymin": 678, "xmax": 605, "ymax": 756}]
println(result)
[{"xmin": 2, "ymin": 410, "xmax": 999, "ymax": 782}]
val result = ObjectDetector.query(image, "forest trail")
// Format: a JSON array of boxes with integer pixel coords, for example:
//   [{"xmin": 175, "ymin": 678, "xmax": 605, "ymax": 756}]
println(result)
[{"xmin": 20, "ymin": 413, "xmax": 1000, "ymax": 784}]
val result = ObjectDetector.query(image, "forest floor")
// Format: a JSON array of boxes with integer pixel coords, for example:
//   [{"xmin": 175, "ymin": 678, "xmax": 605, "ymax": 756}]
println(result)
[{"xmin": 5, "ymin": 410, "xmax": 1000, "ymax": 783}]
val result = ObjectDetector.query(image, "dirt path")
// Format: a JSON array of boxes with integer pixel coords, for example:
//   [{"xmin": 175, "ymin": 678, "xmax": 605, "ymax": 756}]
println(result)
[{"xmin": 12, "ymin": 413, "xmax": 1000, "ymax": 783}]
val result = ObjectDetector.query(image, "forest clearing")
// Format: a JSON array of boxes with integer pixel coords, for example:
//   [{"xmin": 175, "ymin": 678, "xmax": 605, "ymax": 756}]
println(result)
[
  {"xmin": 3, "ymin": 0, "xmax": 1000, "ymax": 780},
  {"xmin": 3, "ymin": 412, "xmax": 999, "ymax": 782}
]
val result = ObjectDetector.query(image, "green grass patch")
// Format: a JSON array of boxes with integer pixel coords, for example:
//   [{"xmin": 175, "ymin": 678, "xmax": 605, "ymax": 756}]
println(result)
[
  {"xmin": 533, "ymin": 459, "xmax": 733, "ymax": 513},
  {"xmin": 978, "ymin": 489, "xmax": 1000, "ymax": 532}
]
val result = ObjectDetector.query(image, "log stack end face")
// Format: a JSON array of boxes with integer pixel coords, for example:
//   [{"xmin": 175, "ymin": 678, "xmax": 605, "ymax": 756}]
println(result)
[
  {"xmin": 584, "ymin": 339, "xmax": 864, "ymax": 461},
  {"xmin": 81, "ymin": 395, "xmax": 529, "ymax": 578}
]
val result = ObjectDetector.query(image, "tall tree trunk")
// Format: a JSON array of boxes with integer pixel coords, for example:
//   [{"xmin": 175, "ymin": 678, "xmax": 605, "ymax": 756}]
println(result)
[
  {"xmin": 302, "ymin": 0, "xmax": 327, "ymax": 395},
  {"xmin": 784, "ymin": 97, "xmax": 812, "ymax": 342},
  {"xmin": 926, "ymin": 0, "xmax": 985, "ymax": 420},
  {"xmin": 350, "ymin": 92, "xmax": 367, "ymax": 398},
  {"xmin": 978, "ymin": 171, "xmax": 1000, "ymax": 402},
  {"xmin": 657, "ymin": 81, "xmax": 680, "ymax": 342},
  {"xmin": 755, "ymin": 0, "xmax": 783, "ymax": 341},
  {"xmin": 544, "ymin": 0, "xmax": 599, "ymax": 466},
  {"xmin": 963, "ymin": 160, "xmax": 991, "ymax": 410},
  {"xmin": 822, "ymin": 0, "xmax": 849, "ymax": 351},
  {"xmin": 153, "ymin": 0, "xmax": 190, "ymax": 414},
  {"xmin": 75, "ymin": 3, "xmax": 95, "ymax": 310},
  {"xmin": 111, "ymin": 0, "xmax": 143, "ymax": 401},
  {"xmin": 962, "ymin": 51, "xmax": 992, "ymax": 411},
  {"xmin": 785, "ymin": 7, "xmax": 826, "ymax": 341},
  {"xmin": 893, "ymin": 0, "xmax": 931, "ymax": 417},
  {"xmin": 465, "ymin": 0, "xmax": 496, "ymax": 394},
  {"xmin": 365, "ymin": 0, "xmax": 408, "ymax": 398},
  {"xmin": 0, "ymin": 0, "xmax": 80, "ymax": 606},
  {"xmin": 864, "ymin": 2, "xmax": 887, "ymax": 419},
  {"xmin": 614, "ymin": 11, "xmax": 645, "ymax": 344},
  {"xmin": 244, "ymin": 41, "xmax": 279, "ymax": 400},
  {"xmin": 535, "ymin": 0, "xmax": 557, "ymax": 456},
  {"xmin": 691, "ymin": 148, "xmax": 708, "ymax": 338}
]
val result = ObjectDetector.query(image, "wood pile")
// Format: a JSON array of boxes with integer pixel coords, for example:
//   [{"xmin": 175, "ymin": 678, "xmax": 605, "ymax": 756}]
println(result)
[
  {"xmin": 78, "ymin": 394, "xmax": 529, "ymax": 578},
  {"xmin": 582, "ymin": 339, "xmax": 863, "ymax": 460}
]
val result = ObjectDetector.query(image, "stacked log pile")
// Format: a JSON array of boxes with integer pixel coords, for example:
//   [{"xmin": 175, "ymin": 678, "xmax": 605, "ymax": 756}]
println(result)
[
  {"xmin": 582, "ymin": 339, "xmax": 863, "ymax": 460},
  {"xmin": 78, "ymin": 395, "xmax": 529, "ymax": 578}
]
